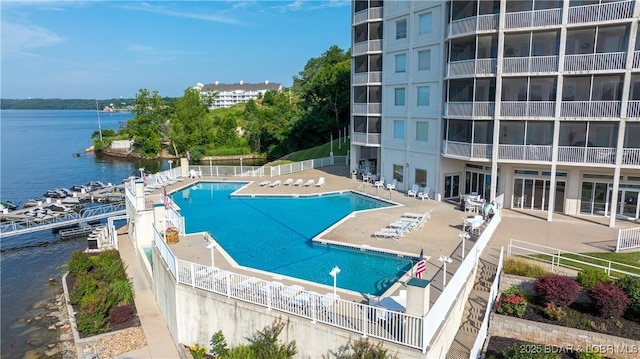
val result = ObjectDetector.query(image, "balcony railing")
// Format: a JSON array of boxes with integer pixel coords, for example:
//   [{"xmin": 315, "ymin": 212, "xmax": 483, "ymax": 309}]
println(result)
[
  {"xmin": 500, "ymin": 101, "xmax": 556, "ymax": 118},
  {"xmin": 634, "ymin": 51, "xmax": 640, "ymax": 69},
  {"xmin": 561, "ymin": 101, "xmax": 621, "ymax": 118},
  {"xmin": 352, "ymin": 102, "xmax": 382, "ymax": 115},
  {"xmin": 503, "ymin": 55, "xmax": 558, "ymax": 74},
  {"xmin": 352, "ymin": 39, "xmax": 383, "ymax": 56},
  {"xmin": 447, "ymin": 58, "xmax": 497, "ymax": 77},
  {"xmin": 445, "ymin": 102, "xmax": 495, "ymax": 117},
  {"xmin": 353, "ymin": 7, "xmax": 382, "ymax": 24},
  {"xmin": 498, "ymin": 144, "xmax": 552, "ymax": 162},
  {"xmin": 352, "ymin": 131, "xmax": 381, "ymax": 146},
  {"xmin": 352, "ymin": 71, "xmax": 382, "ymax": 85},
  {"xmin": 448, "ymin": 14, "xmax": 498, "ymax": 38},
  {"xmin": 622, "ymin": 148, "xmax": 640, "ymax": 166},
  {"xmin": 442, "ymin": 140, "xmax": 493, "ymax": 160},
  {"xmin": 568, "ymin": 1, "xmax": 634, "ymax": 24},
  {"xmin": 564, "ymin": 52, "xmax": 626, "ymax": 72},
  {"xmin": 627, "ymin": 100, "xmax": 640, "ymax": 118},
  {"xmin": 504, "ymin": 7, "xmax": 562, "ymax": 29},
  {"xmin": 557, "ymin": 146, "xmax": 616, "ymax": 165}
]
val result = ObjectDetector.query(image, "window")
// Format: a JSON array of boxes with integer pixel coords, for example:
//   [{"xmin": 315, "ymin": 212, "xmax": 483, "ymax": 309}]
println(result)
[
  {"xmin": 393, "ymin": 120, "xmax": 405, "ymax": 139},
  {"xmin": 394, "ymin": 88, "xmax": 406, "ymax": 106},
  {"xmin": 415, "ymin": 169, "xmax": 427, "ymax": 187},
  {"xmin": 393, "ymin": 164, "xmax": 404, "ymax": 183},
  {"xmin": 395, "ymin": 54, "xmax": 406, "ymax": 73},
  {"xmin": 419, "ymin": 12, "xmax": 432, "ymax": 35},
  {"xmin": 416, "ymin": 122, "xmax": 429, "ymax": 141},
  {"xmin": 396, "ymin": 19, "xmax": 407, "ymax": 39},
  {"xmin": 417, "ymin": 86, "xmax": 430, "ymax": 106},
  {"xmin": 418, "ymin": 50, "xmax": 431, "ymax": 70}
]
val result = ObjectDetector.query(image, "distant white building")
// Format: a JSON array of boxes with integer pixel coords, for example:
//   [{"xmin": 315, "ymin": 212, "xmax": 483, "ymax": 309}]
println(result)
[{"xmin": 194, "ymin": 80, "xmax": 283, "ymax": 109}]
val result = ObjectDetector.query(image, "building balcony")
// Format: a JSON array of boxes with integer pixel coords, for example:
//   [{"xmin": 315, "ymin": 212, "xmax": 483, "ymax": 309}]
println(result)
[
  {"xmin": 442, "ymin": 141, "xmax": 493, "ymax": 160},
  {"xmin": 503, "ymin": 55, "xmax": 558, "ymax": 74},
  {"xmin": 622, "ymin": 148, "xmax": 640, "ymax": 166},
  {"xmin": 500, "ymin": 101, "xmax": 556, "ymax": 118},
  {"xmin": 444, "ymin": 102, "xmax": 495, "ymax": 118},
  {"xmin": 504, "ymin": 7, "xmax": 562, "ymax": 29},
  {"xmin": 557, "ymin": 146, "xmax": 616, "ymax": 165},
  {"xmin": 352, "ymin": 71, "xmax": 382, "ymax": 85},
  {"xmin": 352, "ymin": 40, "xmax": 382, "ymax": 56},
  {"xmin": 446, "ymin": 58, "xmax": 497, "ymax": 78},
  {"xmin": 352, "ymin": 102, "xmax": 382, "ymax": 115},
  {"xmin": 353, "ymin": 7, "xmax": 383, "ymax": 25},
  {"xmin": 352, "ymin": 131, "xmax": 381, "ymax": 146},
  {"xmin": 568, "ymin": 1, "xmax": 635, "ymax": 24},
  {"xmin": 498, "ymin": 144, "xmax": 552, "ymax": 162},
  {"xmin": 628, "ymin": 100, "xmax": 640, "ymax": 118},
  {"xmin": 447, "ymin": 14, "xmax": 498, "ymax": 38},
  {"xmin": 633, "ymin": 51, "xmax": 640, "ymax": 69},
  {"xmin": 564, "ymin": 52, "xmax": 626, "ymax": 72},
  {"xmin": 560, "ymin": 101, "xmax": 621, "ymax": 118}
]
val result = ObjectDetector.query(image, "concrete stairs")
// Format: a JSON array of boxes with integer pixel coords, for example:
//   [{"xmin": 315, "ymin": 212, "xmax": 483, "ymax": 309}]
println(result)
[{"xmin": 445, "ymin": 259, "xmax": 498, "ymax": 359}]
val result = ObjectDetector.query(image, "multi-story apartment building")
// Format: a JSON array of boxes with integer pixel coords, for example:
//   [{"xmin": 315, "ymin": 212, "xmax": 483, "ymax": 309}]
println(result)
[
  {"xmin": 194, "ymin": 81, "xmax": 283, "ymax": 109},
  {"xmin": 350, "ymin": 0, "xmax": 640, "ymax": 228}
]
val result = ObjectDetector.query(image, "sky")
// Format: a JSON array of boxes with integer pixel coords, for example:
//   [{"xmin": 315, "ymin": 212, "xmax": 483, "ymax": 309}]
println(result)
[{"xmin": 1, "ymin": 0, "xmax": 352, "ymax": 99}]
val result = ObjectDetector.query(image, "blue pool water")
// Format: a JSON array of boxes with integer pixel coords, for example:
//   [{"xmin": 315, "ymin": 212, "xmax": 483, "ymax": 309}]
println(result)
[{"xmin": 172, "ymin": 182, "xmax": 414, "ymax": 295}]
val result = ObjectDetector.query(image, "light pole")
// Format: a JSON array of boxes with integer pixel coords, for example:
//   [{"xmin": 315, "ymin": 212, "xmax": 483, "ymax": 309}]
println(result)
[
  {"xmin": 240, "ymin": 157, "xmax": 243, "ymax": 176},
  {"xmin": 138, "ymin": 167, "xmax": 145, "ymax": 179},
  {"xmin": 168, "ymin": 160, "xmax": 173, "ymax": 172},
  {"xmin": 329, "ymin": 266, "xmax": 341, "ymax": 322},
  {"xmin": 207, "ymin": 240, "xmax": 217, "ymax": 268},
  {"xmin": 458, "ymin": 232, "xmax": 470, "ymax": 259},
  {"xmin": 438, "ymin": 255, "xmax": 453, "ymax": 288}
]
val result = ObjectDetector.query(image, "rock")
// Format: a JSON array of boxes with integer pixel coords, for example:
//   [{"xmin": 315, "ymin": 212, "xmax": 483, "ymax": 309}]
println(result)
[
  {"xmin": 44, "ymin": 347, "xmax": 61, "ymax": 357},
  {"xmin": 48, "ymin": 325, "xmax": 56, "ymax": 331},
  {"xmin": 34, "ymin": 314, "xmax": 44, "ymax": 321},
  {"xmin": 48, "ymin": 277, "xmax": 59, "ymax": 285},
  {"xmin": 59, "ymin": 333, "xmax": 72, "ymax": 341},
  {"xmin": 27, "ymin": 337, "xmax": 44, "ymax": 346},
  {"xmin": 23, "ymin": 349, "xmax": 42, "ymax": 359}
]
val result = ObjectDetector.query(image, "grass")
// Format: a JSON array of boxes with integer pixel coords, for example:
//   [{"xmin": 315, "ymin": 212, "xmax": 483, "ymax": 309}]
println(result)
[
  {"xmin": 283, "ymin": 138, "xmax": 350, "ymax": 163},
  {"xmin": 528, "ymin": 251, "xmax": 640, "ymax": 277}
]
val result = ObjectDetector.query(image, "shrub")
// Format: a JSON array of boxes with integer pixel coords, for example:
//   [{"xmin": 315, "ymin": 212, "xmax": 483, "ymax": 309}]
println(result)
[
  {"xmin": 543, "ymin": 303, "xmax": 566, "ymax": 321},
  {"xmin": 577, "ymin": 349, "xmax": 604, "ymax": 359},
  {"xmin": 68, "ymin": 249, "xmax": 93, "ymax": 276},
  {"xmin": 189, "ymin": 342, "xmax": 208, "ymax": 359},
  {"xmin": 226, "ymin": 345, "xmax": 257, "ymax": 359},
  {"xmin": 210, "ymin": 330, "xmax": 229, "ymax": 358},
  {"xmin": 322, "ymin": 338, "xmax": 399, "ymax": 359},
  {"xmin": 533, "ymin": 274, "xmax": 580, "ymax": 307},
  {"xmin": 588, "ymin": 282, "xmax": 630, "ymax": 318},
  {"xmin": 109, "ymin": 279, "xmax": 134, "ymax": 305},
  {"xmin": 247, "ymin": 320, "xmax": 297, "ymax": 359},
  {"xmin": 109, "ymin": 303, "xmax": 135, "ymax": 326},
  {"xmin": 616, "ymin": 275, "xmax": 640, "ymax": 320},
  {"xmin": 76, "ymin": 310, "xmax": 110, "ymax": 336},
  {"xmin": 496, "ymin": 285, "xmax": 528, "ymax": 318},
  {"xmin": 503, "ymin": 258, "xmax": 549, "ymax": 278},
  {"xmin": 69, "ymin": 275, "xmax": 98, "ymax": 305},
  {"xmin": 576, "ymin": 268, "xmax": 610, "ymax": 289}
]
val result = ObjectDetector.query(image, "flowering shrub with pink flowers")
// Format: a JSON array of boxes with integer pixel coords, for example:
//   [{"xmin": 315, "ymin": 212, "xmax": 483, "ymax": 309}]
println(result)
[{"xmin": 496, "ymin": 284, "xmax": 528, "ymax": 318}]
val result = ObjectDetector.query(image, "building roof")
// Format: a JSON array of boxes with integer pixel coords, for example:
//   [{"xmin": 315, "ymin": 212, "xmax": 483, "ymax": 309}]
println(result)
[{"xmin": 200, "ymin": 81, "xmax": 282, "ymax": 93}]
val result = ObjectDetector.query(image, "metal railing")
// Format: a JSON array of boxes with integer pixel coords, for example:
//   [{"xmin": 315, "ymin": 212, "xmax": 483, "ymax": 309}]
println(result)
[
  {"xmin": 500, "ymin": 101, "xmax": 555, "ymax": 117},
  {"xmin": 616, "ymin": 227, "xmax": 640, "ymax": 252},
  {"xmin": 498, "ymin": 144, "xmax": 552, "ymax": 162},
  {"xmin": 561, "ymin": 101, "xmax": 621, "ymax": 118},
  {"xmin": 448, "ymin": 14, "xmax": 498, "ymax": 38},
  {"xmin": 508, "ymin": 239, "xmax": 640, "ymax": 278},
  {"xmin": 504, "ymin": 7, "xmax": 562, "ymax": 28},
  {"xmin": 568, "ymin": 1, "xmax": 634, "ymax": 24},
  {"xmin": 441, "ymin": 141, "xmax": 493, "ymax": 161},
  {"xmin": 353, "ymin": 71, "xmax": 382, "ymax": 85},
  {"xmin": 445, "ymin": 102, "xmax": 495, "ymax": 117},
  {"xmin": 352, "ymin": 132, "xmax": 381, "ymax": 146},
  {"xmin": 564, "ymin": 52, "xmax": 626, "ymax": 72},
  {"xmin": 447, "ymin": 58, "xmax": 497, "ymax": 77},
  {"xmin": 502, "ymin": 55, "xmax": 558, "ymax": 74},
  {"xmin": 557, "ymin": 146, "xmax": 616, "ymax": 165},
  {"xmin": 622, "ymin": 148, "xmax": 640, "ymax": 166}
]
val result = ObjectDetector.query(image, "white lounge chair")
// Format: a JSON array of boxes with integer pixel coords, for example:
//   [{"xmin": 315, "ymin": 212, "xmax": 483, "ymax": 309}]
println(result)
[
  {"xmin": 269, "ymin": 180, "xmax": 281, "ymax": 187},
  {"xmin": 303, "ymin": 179, "xmax": 315, "ymax": 187},
  {"xmin": 258, "ymin": 180, "xmax": 270, "ymax": 187},
  {"xmin": 372, "ymin": 228, "xmax": 403, "ymax": 240},
  {"xmin": 418, "ymin": 187, "xmax": 431, "ymax": 200},
  {"xmin": 283, "ymin": 178, "xmax": 293, "ymax": 186},
  {"xmin": 407, "ymin": 184, "xmax": 419, "ymax": 197},
  {"xmin": 387, "ymin": 220, "xmax": 414, "ymax": 233},
  {"xmin": 386, "ymin": 179, "xmax": 397, "ymax": 191},
  {"xmin": 373, "ymin": 177, "xmax": 385, "ymax": 188},
  {"xmin": 293, "ymin": 179, "xmax": 303, "ymax": 186},
  {"xmin": 280, "ymin": 285, "xmax": 304, "ymax": 300},
  {"xmin": 234, "ymin": 277, "xmax": 260, "ymax": 293},
  {"xmin": 315, "ymin": 177, "xmax": 325, "ymax": 187}
]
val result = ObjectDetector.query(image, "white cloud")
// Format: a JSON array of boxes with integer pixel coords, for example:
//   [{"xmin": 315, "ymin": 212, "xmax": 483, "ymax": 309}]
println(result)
[
  {"xmin": 272, "ymin": 0, "xmax": 350, "ymax": 12},
  {"xmin": 127, "ymin": 44, "xmax": 186, "ymax": 65},
  {"xmin": 1, "ymin": 21, "xmax": 65, "ymax": 58},
  {"xmin": 118, "ymin": 2, "xmax": 240, "ymax": 24}
]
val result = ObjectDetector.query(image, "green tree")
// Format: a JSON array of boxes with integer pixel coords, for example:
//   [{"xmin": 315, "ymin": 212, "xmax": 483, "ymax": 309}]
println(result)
[
  {"xmin": 126, "ymin": 89, "xmax": 169, "ymax": 157},
  {"xmin": 170, "ymin": 88, "xmax": 212, "ymax": 155}
]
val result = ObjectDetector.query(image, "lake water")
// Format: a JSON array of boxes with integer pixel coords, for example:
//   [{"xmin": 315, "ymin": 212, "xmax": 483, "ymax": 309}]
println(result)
[{"xmin": 0, "ymin": 110, "xmax": 167, "ymax": 358}]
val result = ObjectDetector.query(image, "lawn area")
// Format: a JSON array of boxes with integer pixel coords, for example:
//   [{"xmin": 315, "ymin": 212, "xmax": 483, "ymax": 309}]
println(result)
[
  {"xmin": 531, "ymin": 251, "xmax": 640, "ymax": 276},
  {"xmin": 279, "ymin": 138, "xmax": 350, "ymax": 163}
]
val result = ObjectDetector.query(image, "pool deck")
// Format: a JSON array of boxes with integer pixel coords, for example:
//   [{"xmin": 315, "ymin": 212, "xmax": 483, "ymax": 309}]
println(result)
[{"xmin": 159, "ymin": 165, "xmax": 638, "ymax": 306}]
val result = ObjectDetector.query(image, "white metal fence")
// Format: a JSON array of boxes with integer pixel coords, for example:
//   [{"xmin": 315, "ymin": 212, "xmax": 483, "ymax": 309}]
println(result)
[
  {"xmin": 508, "ymin": 239, "xmax": 640, "ymax": 278},
  {"xmin": 616, "ymin": 227, "xmax": 640, "ymax": 252}
]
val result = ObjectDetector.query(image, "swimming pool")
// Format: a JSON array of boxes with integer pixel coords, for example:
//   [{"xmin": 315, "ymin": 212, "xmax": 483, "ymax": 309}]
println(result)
[{"xmin": 171, "ymin": 182, "xmax": 414, "ymax": 295}]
